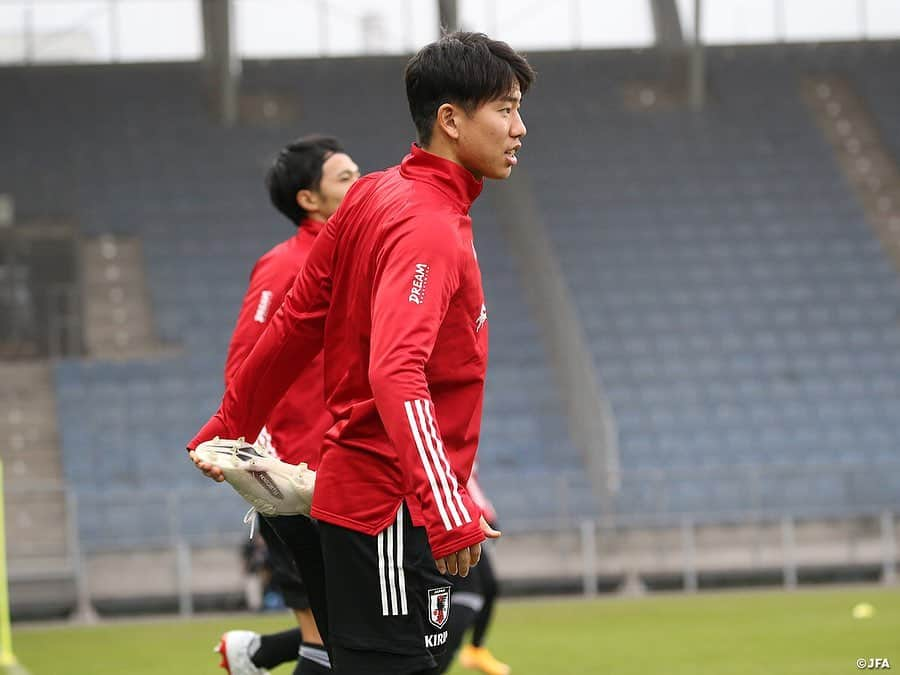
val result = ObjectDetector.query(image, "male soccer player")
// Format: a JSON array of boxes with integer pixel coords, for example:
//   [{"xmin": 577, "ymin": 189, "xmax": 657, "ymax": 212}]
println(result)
[
  {"xmin": 190, "ymin": 32, "xmax": 534, "ymax": 675},
  {"xmin": 216, "ymin": 135, "xmax": 359, "ymax": 675}
]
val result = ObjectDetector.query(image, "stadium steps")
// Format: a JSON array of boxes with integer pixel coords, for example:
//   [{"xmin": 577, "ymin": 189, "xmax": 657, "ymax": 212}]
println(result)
[
  {"xmin": 0, "ymin": 361, "xmax": 65, "ymax": 485},
  {"xmin": 6, "ymin": 486, "xmax": 69, "ymax": 560},
  {"xmin": 803, "ymin": 76, "xmax": 900, "ymax": 273},
  {"xmin": 0, "ymin": 361, "xmax": 74, "ymax": 613},
  {"xmin": 81, "ymin": 235, "xmax": 163, "ymax": 358}
]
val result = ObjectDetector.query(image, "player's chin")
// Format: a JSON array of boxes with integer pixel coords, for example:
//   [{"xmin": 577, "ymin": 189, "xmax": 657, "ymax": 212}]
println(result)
[{"xmin": 484, "ymin": 164, "xmax": 514, "ymax": 180}]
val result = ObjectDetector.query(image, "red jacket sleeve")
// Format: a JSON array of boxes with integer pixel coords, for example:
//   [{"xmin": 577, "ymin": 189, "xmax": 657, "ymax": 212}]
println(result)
[
  {"xmin": 368, "ymin": 218, "xmax": 483, "ymax": 560},
  {"xmin": 188, "ymin": 220, "xmax": 336, "ymax": 450},
  {"xmin": 224, "ymin": 253, "xmax": 294, "ymax": 388},
  {"xmin": 466, "ymin": 473, "xmax": 497, "ymax": 524}
]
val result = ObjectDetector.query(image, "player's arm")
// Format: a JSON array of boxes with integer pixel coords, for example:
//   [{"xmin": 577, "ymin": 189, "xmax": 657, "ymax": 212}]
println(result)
[
  {"xmin": 223, "ymin": 255, "xmax": 293, "ymax": 387},
  {"xmin": 368, "ymin": 218, "xmax": 487, "ymax": 573},
  {"xmin": 188, "ymin": 217, "xmax": 337, "ymax": 457},
  {"xmin": 467, "ymin": 472, "xmax": 498, "ymax": 526}
]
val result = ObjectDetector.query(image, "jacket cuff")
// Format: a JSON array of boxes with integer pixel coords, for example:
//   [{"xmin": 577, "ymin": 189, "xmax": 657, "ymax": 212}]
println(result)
[
  {"xmin": 429, "ymin": 520, "xmax": 486, "ymax": 560},
  {"xmin": 187, "ymin": 414, "xmax": 229, "ymax": 451}
]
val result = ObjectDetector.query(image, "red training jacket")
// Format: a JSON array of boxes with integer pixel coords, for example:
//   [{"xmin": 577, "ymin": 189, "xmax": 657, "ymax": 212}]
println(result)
[
  {"xmin": 223, "ymin": 218, "xmax": 331, "ymax": 468},
  {"xmin": 191, "ymin": 145, "xmax": 489, "ymax": 559}
]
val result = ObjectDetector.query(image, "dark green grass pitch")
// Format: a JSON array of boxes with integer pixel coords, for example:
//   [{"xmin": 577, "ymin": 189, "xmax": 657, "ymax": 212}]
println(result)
[{"xmin": 11, "ymin": 587, "xmax": 899, "ymax": 674}]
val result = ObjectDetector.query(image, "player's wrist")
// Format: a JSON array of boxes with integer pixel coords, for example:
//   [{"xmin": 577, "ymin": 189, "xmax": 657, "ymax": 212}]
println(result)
[
  {"xmin": 429, "ymin": 523, "xmax": 486, "ymax": 560},
  {"xmin": 188, "ymin": 414, "xmax": 229, "ymax": 451}
]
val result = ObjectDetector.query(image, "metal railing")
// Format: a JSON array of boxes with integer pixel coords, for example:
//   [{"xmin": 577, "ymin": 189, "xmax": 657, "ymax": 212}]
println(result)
[{"xmin": 5, "ymin": 461, "xmax": 899, "ymax": 618}]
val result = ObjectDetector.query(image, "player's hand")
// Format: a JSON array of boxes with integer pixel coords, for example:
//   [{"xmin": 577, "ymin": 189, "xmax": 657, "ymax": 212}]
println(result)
[
  {"xmin": 480, "ymin": 515, "xmax": 501, "ymax": 540},
  {"xmin": 436, "ymin": 543, "xmax": 478, "ymax": 577},
  {"xmin": 189, "ymin": 449, "xmax": 225, "ymax": 482},
  {"xmin": 435, "ymin": 516, "xmax": 501, "ymax": 576}
]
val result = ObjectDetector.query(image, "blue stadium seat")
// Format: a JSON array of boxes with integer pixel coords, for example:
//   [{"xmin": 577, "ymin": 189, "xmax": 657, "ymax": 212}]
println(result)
[{"xmin": 1, "ymin": 45, "xmax": 896, "ymax": 547}]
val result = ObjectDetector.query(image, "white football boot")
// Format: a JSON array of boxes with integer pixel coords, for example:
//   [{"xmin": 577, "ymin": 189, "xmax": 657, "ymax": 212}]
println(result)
[
  {"xmin": 193, "ymin": 437, "xmax": 315, "ymax": 517},
  {"xmin": 215, "ymin": 630, "xmax": 268, "ymax": 675}
]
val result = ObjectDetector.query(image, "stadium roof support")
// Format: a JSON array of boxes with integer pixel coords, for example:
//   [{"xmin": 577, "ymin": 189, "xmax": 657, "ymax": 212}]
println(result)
[
  {"xmin": 202, "ymin": 0, "xmax": 240, "ymax": 127},
  {"xmin": 650, "ymin": 0, "xmax": 685, "ymax": 50},
  {"xmin": 438, "ymin": 0, "xmax": 459, "ymax": 33},
  {"xmin": 689, "ymin": 0, "xmax": 705, "ymax": 109},
  {"xmin": 650, "ymin": 0, "xmax": 705, "ymax": 108}
]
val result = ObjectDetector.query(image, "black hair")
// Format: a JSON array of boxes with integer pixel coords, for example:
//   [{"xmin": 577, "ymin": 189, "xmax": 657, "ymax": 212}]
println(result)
[
  {"xmin": 404, "ymin": 31, "xmax": 535, "ymax": 147},
  {"xmin": 265, "ymin": 134, "xmax": 344, "ymax": 225}
]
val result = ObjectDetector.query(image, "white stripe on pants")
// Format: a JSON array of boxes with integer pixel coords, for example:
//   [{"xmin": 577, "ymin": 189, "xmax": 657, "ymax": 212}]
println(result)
[{"xmin": 376, "ymin": 504, "xmax": 409, "ymax": 616}]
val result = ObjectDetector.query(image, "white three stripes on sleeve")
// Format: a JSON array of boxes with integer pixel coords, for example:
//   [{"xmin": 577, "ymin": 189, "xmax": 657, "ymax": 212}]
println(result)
[
  {"xmin": 403, "ymin": 399, "xmax": 472, "ymax": 532},
  {"xmin": 377, "ymin": 505, "xmax": 409, "ymax": 617},
  {"xmin": 422, "ymin": 400, "xmax": 471, "ymax": 523}
]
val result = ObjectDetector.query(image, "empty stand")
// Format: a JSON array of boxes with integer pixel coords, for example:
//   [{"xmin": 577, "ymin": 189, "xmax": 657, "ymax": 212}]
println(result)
[
  {"xmin": 1, "ymin": 44, "xmax": 898, "ymax": 551},
  {"xmin": 520, "ymin": 46, "xmax": 900, "ymax": 515}
]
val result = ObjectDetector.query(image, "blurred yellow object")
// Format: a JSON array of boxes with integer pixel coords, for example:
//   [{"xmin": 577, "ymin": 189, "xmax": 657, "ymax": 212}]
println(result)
[
  {"xmin": 0, "ymin": 462, "xmax": 31, "ymax": 674},
  {"xmin": 851, "ymin": 602, "xmax": 875, "ymax": 619},
  {"xmin": 459, "ymin": 645, "xmax": 511, "ymax": 675}
]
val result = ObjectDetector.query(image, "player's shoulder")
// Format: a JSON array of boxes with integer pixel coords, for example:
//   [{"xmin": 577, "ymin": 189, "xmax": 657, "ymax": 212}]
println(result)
[
  {"xmin": 329, "ymin": 166, "xmax": 397, "ymax": 224},
  {"xmin": 342, "ymin": 163, "xmax": 461, "ymax": 247},
  {"xmin": 385, "ymin": 211, "xmax": 467, "ymax": 265},
  {"xmin": 398, "ymin": 185, "xmax": 469, "ymax": 254},
  {"xmin": 345, "ymin": 167, "xmax": 395, "ymax": 203},
  {"xmin": 400, "ymin": 209, "xmax": 460, "ymax": 237},
  {"xmin": 258, "ymin": 234, "xmax": 294, "ymax": 265},
  {"xmin": 400, "ymin": 181, "xmax": 469, "ymax": 239},
  {"xmin": 252, "ymin": 232, "xmax": 305, "ymax": 281}
]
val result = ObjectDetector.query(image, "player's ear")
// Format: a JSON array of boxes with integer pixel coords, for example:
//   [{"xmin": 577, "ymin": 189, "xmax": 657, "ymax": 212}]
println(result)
[
  {"xmin": 296, "ymin": 189, "xmax": 319, "ymax": 214},
  {"xmin": 436, "ymin": 103, "xmax": 461, "ymax": 141}
]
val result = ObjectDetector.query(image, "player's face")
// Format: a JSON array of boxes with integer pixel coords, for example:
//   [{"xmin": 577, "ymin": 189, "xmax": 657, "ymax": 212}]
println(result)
[
  {"xmin": 313, "ymin": 152, "xmax": 360, "ymax": 219},
  {"xmin": 456, "ymin": 85, "xmax": 526, "ymax": 180}
]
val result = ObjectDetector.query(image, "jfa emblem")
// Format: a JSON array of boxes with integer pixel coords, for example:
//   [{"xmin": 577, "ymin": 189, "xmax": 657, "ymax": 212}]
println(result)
[{"xmin": 427, "ymin": 587, "xmax": 451, "ymax": 629}]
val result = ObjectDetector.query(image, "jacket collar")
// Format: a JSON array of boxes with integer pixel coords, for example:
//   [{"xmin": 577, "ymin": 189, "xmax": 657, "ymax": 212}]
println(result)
[
  {"xmin": 399, "ymin": 143, "xmax": 483, "ymax": 213},
  {"xmin": 297, "ymin": 217, "xmax": 324, "ymax": 237}
]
